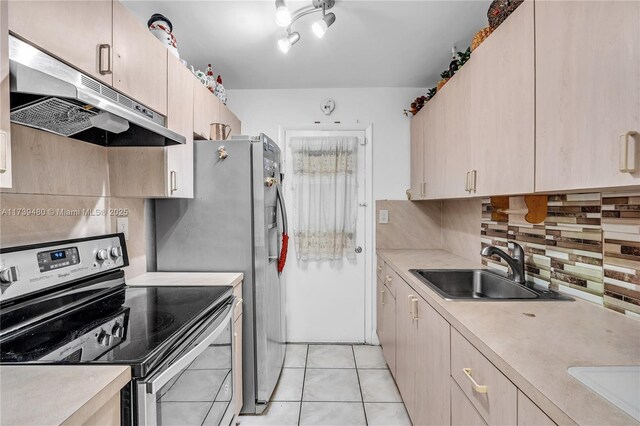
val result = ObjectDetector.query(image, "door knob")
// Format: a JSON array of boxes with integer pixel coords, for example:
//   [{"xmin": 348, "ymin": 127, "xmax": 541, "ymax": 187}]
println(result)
[{"xmin": 355, "ymin": 246, "xmax": 362, "ymax": 253}]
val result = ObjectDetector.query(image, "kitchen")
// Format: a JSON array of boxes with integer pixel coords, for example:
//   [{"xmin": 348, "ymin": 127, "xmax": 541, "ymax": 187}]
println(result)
[{"xmin": 0, "ymin": 0, "xmax": 639, "ymax": 425}]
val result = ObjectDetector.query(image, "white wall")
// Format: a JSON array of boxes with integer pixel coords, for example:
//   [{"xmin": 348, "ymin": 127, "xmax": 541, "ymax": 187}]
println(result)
[
  {"xmin": 227, "ymin": 87, "xmax": 426, "ymax": 201},
  {"xmin": 227, "ymin": 87, "xmax": 425, "ymax": 343}
]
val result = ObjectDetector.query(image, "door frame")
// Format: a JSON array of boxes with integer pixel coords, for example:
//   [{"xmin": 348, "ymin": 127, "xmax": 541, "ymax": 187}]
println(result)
[{"xmin": 278, "ymin": 123, "xmax": 375, "ymax": 344}]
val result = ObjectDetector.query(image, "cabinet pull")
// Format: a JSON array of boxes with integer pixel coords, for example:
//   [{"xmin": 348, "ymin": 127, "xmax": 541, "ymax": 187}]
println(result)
[
  {"xmin": 170, "ymin": 170, "xmax": 178, "ymax": 194},
  {"xmin": 0, "ymin": 130, "xmax": 7, "ymax": 174},
  {"xmin": 98, "ymin": 44, "xmax": 112, "ymax": 75},
  {"xmin": 462, "ymin": 368, "xmax": 488, "ymax": 394},
  {"xmin": 422, "ymin": 182, "xmax": 427, "ymax": 197},
  {"xmin": 381, "ymin": 288, "xmax": 385, "ymax": 305},
  {"xmin": 465, "ymin": 171, "xmax": 470, "ymax": 192},
  {"xmin": 385, "ymin": 275, "xmax": 392, "ymax": 284},
  {"xmin": 411, "ymin": 297, "xmax": 419, "ymax": 320},
  {"xmin": 471, "ymin": 170, "xmax": 477, "ymax": 193},
  {"xmin": 235, "ymin": 298, "xmax": 243, "ymax": 309},
  {"xmin": 619, "ymin": 131, "xmax": 639, "ymax": 173},
  {"xmin": 377, "ymin": 265, "xmax": 383, "ymax": 272},
  {"xmin": 407, "ymin": 295, "xmax": 414, "ymax": 315}
]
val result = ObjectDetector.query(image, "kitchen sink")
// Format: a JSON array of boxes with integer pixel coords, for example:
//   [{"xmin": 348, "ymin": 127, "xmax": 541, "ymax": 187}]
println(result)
[{"xmin": 409, "ymin": 269, "xmax": 572, "ymax": 301}]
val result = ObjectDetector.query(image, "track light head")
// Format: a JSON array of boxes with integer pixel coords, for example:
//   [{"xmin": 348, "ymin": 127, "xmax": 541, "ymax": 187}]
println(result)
[
  {"xmin": 275, "ymin": 0, "xmax": 292, "ymax": 27},
  {"xmin": 311, "ymin": 12, "xmax": 336, "ymax": 39},
  {"xmin": 278, "ymin": 32, "xmax": 300, "ymax": 53}
]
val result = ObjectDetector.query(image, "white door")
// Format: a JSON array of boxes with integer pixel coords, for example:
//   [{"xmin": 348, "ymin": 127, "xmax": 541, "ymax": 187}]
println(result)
[{"xmin": 283, "ymin": 129, "xmax": 367, "ymax": 343}]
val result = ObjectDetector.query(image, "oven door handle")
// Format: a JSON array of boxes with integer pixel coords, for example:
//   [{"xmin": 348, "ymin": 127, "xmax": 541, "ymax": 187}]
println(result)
[{"xmin": 144, "ymin": 303, "xmax": 233, "ymax": 394}]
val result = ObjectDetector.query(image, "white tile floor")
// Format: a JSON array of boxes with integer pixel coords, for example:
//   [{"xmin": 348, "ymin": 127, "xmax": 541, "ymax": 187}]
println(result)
[{"xmin": 238, "ymin": 344, "xmax": 411, "ymax": 426}]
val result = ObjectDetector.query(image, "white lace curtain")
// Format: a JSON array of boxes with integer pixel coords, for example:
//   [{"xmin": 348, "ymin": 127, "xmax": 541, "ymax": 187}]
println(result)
[{"xmin": 290, "ymin": 136, "xmax": 358, "ymax": 261}]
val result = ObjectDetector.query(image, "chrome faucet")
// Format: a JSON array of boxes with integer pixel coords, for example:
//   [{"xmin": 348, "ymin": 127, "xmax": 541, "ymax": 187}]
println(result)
[{"xmin": 480, "ymin": 243, "xmax": 526, "ymax": 284}]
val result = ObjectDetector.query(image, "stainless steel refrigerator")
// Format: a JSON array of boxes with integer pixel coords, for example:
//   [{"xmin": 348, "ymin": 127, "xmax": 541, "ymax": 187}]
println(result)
[{"xmin": 154, "ymin": 134, "xmax": 287, "ymax": 415}]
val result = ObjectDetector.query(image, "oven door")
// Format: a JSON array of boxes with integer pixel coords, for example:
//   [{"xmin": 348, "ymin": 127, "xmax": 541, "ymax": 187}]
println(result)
[{"xmin": 136, "ymin": 300, "xmax": 236, "ymax": 426}]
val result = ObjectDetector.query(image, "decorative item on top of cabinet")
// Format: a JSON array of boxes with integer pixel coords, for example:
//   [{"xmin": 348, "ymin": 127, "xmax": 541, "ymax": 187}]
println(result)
[
  {"xmin": 471, "ymin": 27, "xmax": 494, "ymax": 51},
  {"xmin": 7, "ymin": 1, "xmax": 113, "ymax": 85},
  {"xmin": 0, "ymin": 0, "xmax": 11, "ymax": 189},
  {"xmin": 535, "ymin": 0, "xmax": 640, "ymax": 192},
  {"xmin": 112, "ymin": 1, "xmax": 168, "ymax": 116},
  {"xmin": 488, "ymin": 0, "xmax": 524, "ymax": 29},
  {"xmin": 147, "ymin": 14, "xmax": 180, "ymax": 59}
]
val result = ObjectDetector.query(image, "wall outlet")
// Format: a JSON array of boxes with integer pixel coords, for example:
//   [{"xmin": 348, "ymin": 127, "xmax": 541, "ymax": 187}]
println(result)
[
  {"xmin": 116, "ymin": 217, "xmax": 129, "ymax": 241},
  {"xmin": 378, "ymin": 209, "xmax": 389, "ymax": 224}
]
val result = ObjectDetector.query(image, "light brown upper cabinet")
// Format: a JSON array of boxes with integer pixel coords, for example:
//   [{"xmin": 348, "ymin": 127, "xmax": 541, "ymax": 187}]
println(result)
[
  {"xmin": 9, "ymin": 0, "xmax": 113, "ymax": 85},
  {"xmin": 112, "ymin": 1, "xmax": 167, "ymax": 116},
  {"xmin": 219, "ymin": 104, "xmax": 242, "ymax": 137},
  {"xmin": 410, "ymin": 110, "xmax": 425, "ymax": 200},
  {"xmin": 193, "ymin": 80, "xmax": 222, "ymax": 140},
  {"xmin": 470, "ymin": 0, "xmax": 534, "ymax": 197},
  {"xmin": 535, "ymin": 0, "xmax": 640, "ymax": 192},
  {"xmin": 8, "ymin": 1, "xmax": 113, "ymax": 85},
  {"xmin": 1, "ymin": 0, "xmax": 12, "ymax": 189},
  {"xmin": 165, "ymin": 54, "xmax": 195, "ymax": 198}
]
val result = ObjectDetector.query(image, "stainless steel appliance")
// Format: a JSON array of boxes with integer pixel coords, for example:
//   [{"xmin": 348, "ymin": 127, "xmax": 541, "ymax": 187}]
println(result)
[
  {"xmin": 0, "ymin": 234, "xmax": 237, "ymax": 425},
  {"xmin": 8, "ymin": 35, "xmax": 184, "ymax": 147},
  {"xmin": 155, "ymin": 134, "xmax": 288, "ymax": 414}
]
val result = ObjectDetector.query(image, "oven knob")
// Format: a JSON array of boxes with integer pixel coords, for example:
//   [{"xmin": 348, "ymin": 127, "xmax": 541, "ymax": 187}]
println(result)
[
  {"xmin": 110, "ymin": 246, "xmax": 123, "ymax": 259},
  {"xmin": 111, "ymin": 322, "xmax": 124, "ymax": 338},
  {"xmin": 97, "ymin": 329, "xmax": 111, "ymax": 346},
  {"xmin": 96, "ymin": 249, "xmax": 109, "ymax": 261},
  {"xmin": 0, "ymin": 266, "xmax": 19, "ymax": 283}
]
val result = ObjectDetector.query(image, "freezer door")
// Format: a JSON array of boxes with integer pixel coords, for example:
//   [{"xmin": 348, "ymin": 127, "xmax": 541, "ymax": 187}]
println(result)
[{"xmin": 253, "ymin": 135, "xmax": 286, "ymax": 406}]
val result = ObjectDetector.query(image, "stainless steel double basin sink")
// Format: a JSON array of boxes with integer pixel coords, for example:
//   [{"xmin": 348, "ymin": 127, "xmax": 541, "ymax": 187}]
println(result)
[{"xmin": 410, "ymin": 269, "xmax": 572, "ymax": 301}]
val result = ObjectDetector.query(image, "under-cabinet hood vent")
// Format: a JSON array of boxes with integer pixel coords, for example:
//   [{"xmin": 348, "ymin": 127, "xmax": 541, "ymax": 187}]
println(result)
[{"xmin": 8, "ymin": 35, "xmax": 185, "ymax": 147}]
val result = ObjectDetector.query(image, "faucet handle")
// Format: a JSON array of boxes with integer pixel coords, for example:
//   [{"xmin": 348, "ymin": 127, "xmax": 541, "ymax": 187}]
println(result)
[{"xmin": 509, "ymin": 242, "xmax": 525, "ymax": 260}]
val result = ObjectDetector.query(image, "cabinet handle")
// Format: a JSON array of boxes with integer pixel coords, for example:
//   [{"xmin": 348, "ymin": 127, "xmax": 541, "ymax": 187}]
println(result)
[
  {"xmin": 170, "ymin": 170, "xmax": 178, "ymax": 194},
  {"xmin": 463, "ymin": 368, "xmax": 488, "ymax": 394},
  {"xmin": 471, "ymin": 170, "xmax": 477, "ymax": 193},
  {"xmin": 465, "ymin": 171, "xmax": 470, "ymax": 192},
  {"xmin": 407, "ymin": 295, "xmax": 414, "ymax": 315},
  {"xmin": 381, "ymin": 288, "xmax": 385, "ymax": 306},
  {"xmin": 377, "ymin": 265, "xmax": 383, "ymax": 272},
  {"xmin": 385, "ymin": 275, "xmax": 392, "ymax": 284},
  {"xmin": 98, "ymin": 44, "xmax": 112, "ymax": 75},
  {"xmin": 411, "ymin": 297, "xmax": 419, "ymax": 320},
  {"xmin": 0, "ymin": 130, "xmax": 7, "ymax": 174},
  {"xmin": 421, "ymin": 182, "xmax": 427, "ymax": 197},
  {"xmin": 235, "ymin": 298, "xmax": 243, "ymax": 309},
  {"xmin": 619, "ymin": 131, "xmax": 639, "ymax": 173}
]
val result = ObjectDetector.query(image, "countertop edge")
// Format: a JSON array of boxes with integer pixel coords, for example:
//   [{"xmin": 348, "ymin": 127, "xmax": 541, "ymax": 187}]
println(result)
[{"xmin": 377, "ymin": 249, "xmax": 635, "ymax": 426}]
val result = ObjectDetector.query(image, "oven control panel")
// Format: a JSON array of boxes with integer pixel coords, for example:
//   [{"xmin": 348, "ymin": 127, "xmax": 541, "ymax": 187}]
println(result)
[{"xmin": 0, "ymin": 233, "xmax": 128, "ymax": 303}]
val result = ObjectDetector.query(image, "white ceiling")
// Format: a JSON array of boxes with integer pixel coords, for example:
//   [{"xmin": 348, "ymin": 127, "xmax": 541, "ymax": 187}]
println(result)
[{"xmin": 122, "ymin": 0, "xmax": 491, "ymax": 89}]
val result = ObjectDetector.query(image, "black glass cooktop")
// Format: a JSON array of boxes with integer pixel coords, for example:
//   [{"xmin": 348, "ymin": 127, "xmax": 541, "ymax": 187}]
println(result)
[{"xmin": 0, "ymin": 272, "xmax": 232, "ymax": 377}]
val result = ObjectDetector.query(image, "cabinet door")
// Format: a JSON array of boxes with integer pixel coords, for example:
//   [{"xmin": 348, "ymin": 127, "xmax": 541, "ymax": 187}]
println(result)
[
  {"xmin": 376, "ymin": 278, "xmax": 385, "ymax": 346},
  {"xmin": 535, "ymin": 0, "xmax": 640, "ymax": 191},
  {"xmin": 112, "ymin": 1, "xmax": 167, "ymax": 115},
  {"xmin": 166, "ymin": 54, "xmax": 194, "ymax": 198},
  {"xmin": 394, "ymin": 279, "xmax": 417, "ymax": 421},
  {"xmin": 381, "ymin": 284, "xmax": 396, "ymax": 376},
  {"xmin": 410, "ymin": 111, "xmax": 425, "ymax": 200},
  {"xmin": 422, "ymin": 98, "xmax": 444, "ymax": 199},
  {"xmin": 8, "ymin": 1, "xmax": 113, "ymax": 85},
  {"xmin": 219, "ymin": 104, "xmax": 242, "ymax": 137},
  {"xmin": 471, "ymin": 0, "xmax": 535, "ymax": 196},
  {"xmin": 193, "ymin": 81, "xmax": 221, "ymax": 140},
  {"xmin": 414, "ymin": 295, "xmax": 451, "ymax": 426},
  {"xmin": 234, "ymin": 314, "xmax": 243, "ymax": 416},
  {"xmin": 0, "ymin": 0, "xmax": 11, "ymax": 189},
  {"xmin": 517, "ymin": 391, "xmax": 554, "ymax": 426}
]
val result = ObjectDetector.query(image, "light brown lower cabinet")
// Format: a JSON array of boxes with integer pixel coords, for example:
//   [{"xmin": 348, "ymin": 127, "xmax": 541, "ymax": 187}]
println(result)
[
  {"xmin": 377, "ymin": 278, "xmax": 396, "ymax": 375},
  {"xmin": 518, "ymin": 391, "xmax": 555, "ymax": 426},
  {"xmin": 393, "ymin": 278, "xmax": 450, "ymax": 425},
  {"xmin": 82, "ymin": 392, "xmax": 121, "ymax": 426},
  {"xmin": 451, "ymin": 377, "xmax": 487, "ymax": 426}
]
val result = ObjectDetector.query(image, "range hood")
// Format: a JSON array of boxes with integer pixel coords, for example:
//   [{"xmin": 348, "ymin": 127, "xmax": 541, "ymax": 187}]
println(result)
[{"xmin": 8, "ymin": 36, "xmax": 185, "ymax": 147}]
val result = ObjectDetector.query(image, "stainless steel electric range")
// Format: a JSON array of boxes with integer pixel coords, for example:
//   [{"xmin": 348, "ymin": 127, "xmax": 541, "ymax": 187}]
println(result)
[{"xmin": 0, "ymin": 233, "xmax": 238, "ymax": 426}]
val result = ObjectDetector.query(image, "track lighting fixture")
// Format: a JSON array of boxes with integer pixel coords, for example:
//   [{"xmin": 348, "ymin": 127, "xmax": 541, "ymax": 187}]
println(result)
[{"xmin": 275, "ymin": 0, "xmax": 336, "ymax": 53}]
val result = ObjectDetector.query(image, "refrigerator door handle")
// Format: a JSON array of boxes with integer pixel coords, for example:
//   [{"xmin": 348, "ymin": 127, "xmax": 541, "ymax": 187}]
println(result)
[{"xmin": 276, "ymin": 183, "xmax": 288, "ymax": 236}]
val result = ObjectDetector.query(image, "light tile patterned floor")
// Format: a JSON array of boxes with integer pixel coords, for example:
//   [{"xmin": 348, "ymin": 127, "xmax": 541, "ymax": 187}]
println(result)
[{"xmin": 238, "ymin": 344, "xmax": 411, "ymax": 426}]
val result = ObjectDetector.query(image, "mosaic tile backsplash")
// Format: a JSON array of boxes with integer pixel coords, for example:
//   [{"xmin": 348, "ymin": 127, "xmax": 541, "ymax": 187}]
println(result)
[{"xmin": 481, "ymin": 192, "xmax": 640, "ymax": 319}]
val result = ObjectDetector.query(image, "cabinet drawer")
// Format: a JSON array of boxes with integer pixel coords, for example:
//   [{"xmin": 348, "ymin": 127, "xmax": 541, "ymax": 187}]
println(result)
[
  {"xmin": 451, "ymin": 328, "xmax": 517, "ymax": 425},
  {"xmin": 517, "ymin": 391, "xmax": 555, "ymax": 426},
  {"xmin": 376, "ymin": 256, "xmax": 385, "ymax": 281},
  {"xmin": 381, "ymin": 266, "xmax": 400, "ymax": 298},
  {"xmin": 233, "ymin": 283, "xmax": 243, "ymax": 321},
  {"xmin": 451, "ymin": 377, "xmax": 487, "ymax": 426}
]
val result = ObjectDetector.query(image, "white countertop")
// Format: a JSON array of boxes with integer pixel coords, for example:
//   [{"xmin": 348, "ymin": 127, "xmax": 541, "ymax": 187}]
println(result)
[
  {"xmin": 127, "ymin": 272, "xmax": 243, "ymax": 288},
  {"xmin": 378, "ymin": 249, "xmax": 640, "ymax": 426},
  {"xmin": 0, "ymin": 365, "xmax": 130, "ymax": 426}
]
